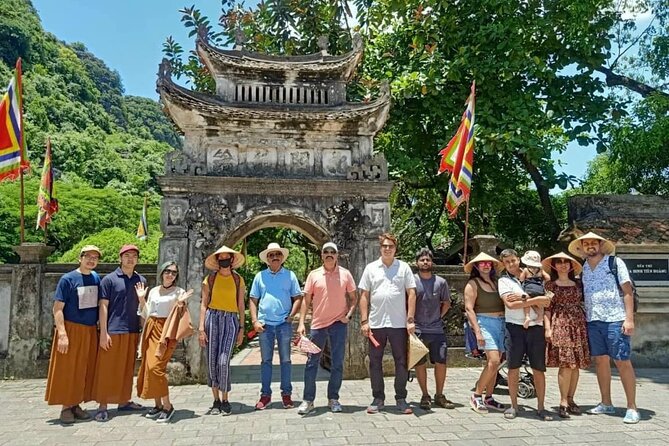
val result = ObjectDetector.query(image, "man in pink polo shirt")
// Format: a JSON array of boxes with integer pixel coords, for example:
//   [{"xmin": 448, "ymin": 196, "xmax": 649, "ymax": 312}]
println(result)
[{"xmin": 297, "ymin": 242, "xmax": 357, "ymax": 415}]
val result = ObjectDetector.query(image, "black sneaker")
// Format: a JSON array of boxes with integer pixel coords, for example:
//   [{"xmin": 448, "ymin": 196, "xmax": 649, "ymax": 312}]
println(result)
[
  {"xmin": 156, "ymin": 406, "xmax": 175, "ymax": 423},
  {"xmin": 145, "ymin": 406, "xmax": 163, "ymax": 419},
  {"xmin": 221, "ymin": 400, "xmax": 232, "ymax": 416},
  {"xmin": 208, "ymin": 400, "xmax": 221, "ymax": 415}
]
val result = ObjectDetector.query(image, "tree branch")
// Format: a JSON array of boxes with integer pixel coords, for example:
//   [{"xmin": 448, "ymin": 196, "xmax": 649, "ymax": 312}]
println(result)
[
  {"xmin": 595, "ymin": 65, "xmax": 669, "ymax": 99},
  {"xmin": 514, "ymin": 152, "xmax": 561, "ymax": 241}
]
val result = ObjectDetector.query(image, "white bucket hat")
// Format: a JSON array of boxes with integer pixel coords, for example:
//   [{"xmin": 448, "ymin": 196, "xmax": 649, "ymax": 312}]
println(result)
[
  {"xmin": 521, "ymin": 250, "xmax": 543, "ymax": 268},
  {"xmin": 259, "ymin": 242, "xmax": 290, "ymax": 265}
]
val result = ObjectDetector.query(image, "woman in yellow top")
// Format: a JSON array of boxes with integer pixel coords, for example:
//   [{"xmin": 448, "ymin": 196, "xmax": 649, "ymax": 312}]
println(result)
[{"xmin": 199, "ymin": 246, "xmax": 246, "ymax": 416}]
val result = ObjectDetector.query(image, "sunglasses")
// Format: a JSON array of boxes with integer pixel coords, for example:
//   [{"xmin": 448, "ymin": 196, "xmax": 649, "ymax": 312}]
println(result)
[
  {"xmin": 268, "ymin": 252, "xmax": 284, "ymax": 258},
  {"xmin": 381, "ymin": 244, "xmax": 396, "ymax": 249},
  {"xmin": 477, "ymin": 261, "xmax": 493, "ymax": 268},
  {"xmin": 163, "ymin": 269, "xmax": 178, "ymax": 275},
  {"xmin": 322, "ymin": 249, "xmax": 337, "ymax": 255},
  {"xmin": 554, "ymin": 259, "xmax": 571, "ymax": 265}
]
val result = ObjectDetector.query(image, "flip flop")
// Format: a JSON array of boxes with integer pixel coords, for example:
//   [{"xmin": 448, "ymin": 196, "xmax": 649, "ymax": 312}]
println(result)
[
  {"xmin": 503, "ymin": 407, "xmax": 517, "ymax": 419},
  {"xmin": 536, "ymin": 409, "xmax": 554, "ymax": 421},
  {"xmin": 117, "ymin": 401, "xmax": 144, "ymax": 411},
  {"xmin": 94, "ymin": 409, "xmax": 109, "ymax": 422}
]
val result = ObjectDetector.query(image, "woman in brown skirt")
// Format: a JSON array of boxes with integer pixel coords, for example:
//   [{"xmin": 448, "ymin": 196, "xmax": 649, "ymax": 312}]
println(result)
[
  {"xmin": 135, "ymin": 261, "xmax": 192, "ymax": 423},
  {"xmin": 542, "ymin": 252, "xmax": 590, "ymax": 419}
]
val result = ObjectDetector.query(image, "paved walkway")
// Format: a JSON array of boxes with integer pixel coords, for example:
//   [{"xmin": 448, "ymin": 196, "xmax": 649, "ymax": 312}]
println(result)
[{"xmin": 1, "ymin": 361, "xmax": 667, "ymax": 445}]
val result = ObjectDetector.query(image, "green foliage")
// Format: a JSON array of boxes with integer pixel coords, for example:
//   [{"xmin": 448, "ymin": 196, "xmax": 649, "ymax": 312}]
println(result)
[
  {"xmin": 0, "ymin": 177, "xmax": 161, "ymax": 263},
  {"xmin": 57, "ymin": 227, "xmax": 161, "ymax": 263},
  {"xmin": 0, "ymin": 1, "xmax": 182, "ymax": 263}
]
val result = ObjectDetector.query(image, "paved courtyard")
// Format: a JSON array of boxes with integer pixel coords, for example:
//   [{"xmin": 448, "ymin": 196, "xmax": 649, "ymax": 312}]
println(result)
[{"xmin": 0, "ymin": 355, "xmax": 666, "ymax": 446}]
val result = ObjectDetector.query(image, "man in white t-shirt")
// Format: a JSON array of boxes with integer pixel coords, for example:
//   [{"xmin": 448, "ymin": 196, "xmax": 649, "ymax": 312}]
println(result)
[
  {"xmin": 359, "ymin": 233, "xmax": 416, "ymax": 415},
  {"xmin": 498, "ymin": 249, "xmax": 552, "ymax": 421}
]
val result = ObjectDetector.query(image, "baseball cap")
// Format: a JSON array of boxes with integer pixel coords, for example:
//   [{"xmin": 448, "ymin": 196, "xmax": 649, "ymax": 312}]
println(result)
[
  {"xmin": 119, "ymin": 244, "xmax": 140, "ymax": 256},
  {"xmin": 80, "ymin": 245, "xmax": 101, "ymax": 257},
  {"xmin": 322, "ymin": 242, "xmax": 338, "ymax": 252}
]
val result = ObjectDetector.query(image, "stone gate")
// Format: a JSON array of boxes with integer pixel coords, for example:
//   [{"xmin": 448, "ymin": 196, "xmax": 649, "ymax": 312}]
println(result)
[{"xmin": 156, "ymin": 34, "xmax": 392, "ymax": 379}]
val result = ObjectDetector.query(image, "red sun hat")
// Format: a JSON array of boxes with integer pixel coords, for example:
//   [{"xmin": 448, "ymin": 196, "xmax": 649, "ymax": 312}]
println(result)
[{"xmin": 119, "ymin": 244, "xmax": 140, "ymax": 256}]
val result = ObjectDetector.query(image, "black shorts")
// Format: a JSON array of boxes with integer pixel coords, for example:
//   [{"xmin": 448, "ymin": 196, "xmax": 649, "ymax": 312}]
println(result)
[
  {"xmin": 416, "ymin": 332, "xmax": 448, "ymax": 365},
  {"xmin": 505, "ymin": 323, "xmax": 546, "ymax": 372}
]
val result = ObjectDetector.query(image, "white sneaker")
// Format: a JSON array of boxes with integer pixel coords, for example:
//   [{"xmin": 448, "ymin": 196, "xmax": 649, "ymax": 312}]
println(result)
[
  {"xmin": 588, "ymin": 402, "xmax": 615, "ymax": 414},
  {"xmin": 297, "ymin": 400, "xmax": 314, "ymax": 415},
  {"xmin": 329, "ymin": 399, "xmax": 343, "ymax": 413},
  {"xmin": 623, "ymin": 409, "xmax": 640, "ymax": 424}
]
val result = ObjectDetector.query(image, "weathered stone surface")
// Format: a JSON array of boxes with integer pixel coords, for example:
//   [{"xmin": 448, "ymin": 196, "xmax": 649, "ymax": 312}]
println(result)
[{"xmin": 156, "ymin": 38, "xmax": 394, "ymax": 381}]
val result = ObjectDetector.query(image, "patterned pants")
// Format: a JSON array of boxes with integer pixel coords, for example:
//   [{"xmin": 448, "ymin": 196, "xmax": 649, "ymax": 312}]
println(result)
[{"xmin": 205, "ymin": 309, "xmax": 240, "ymax": 392}]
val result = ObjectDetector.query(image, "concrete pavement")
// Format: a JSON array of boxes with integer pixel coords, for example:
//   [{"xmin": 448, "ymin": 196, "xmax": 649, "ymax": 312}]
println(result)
[{"xmin": 1, "ymin": 356, "xmax": 667, "ymax": 446}]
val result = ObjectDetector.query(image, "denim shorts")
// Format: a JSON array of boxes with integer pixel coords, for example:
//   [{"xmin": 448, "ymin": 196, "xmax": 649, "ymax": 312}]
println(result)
[
  {"xmin": 588, "ymin": 320, "xmax": 631, "ymax": 360},
  {"xmin": 477, "ymin": 315, "xmax": 505, "ymax": 353}
]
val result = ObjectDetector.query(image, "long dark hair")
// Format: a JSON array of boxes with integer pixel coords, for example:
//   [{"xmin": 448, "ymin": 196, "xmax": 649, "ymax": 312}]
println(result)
[
  {"xmin": 469, "ymin": 264, "xmax": 498, "ymax": 282},
  {"xmin": 549, "ymin": 259, "xmax": 577, "ymax": 282},
  {"xmin": 159, "ymin": 261, "xmax": 179, "ymax": 288}
]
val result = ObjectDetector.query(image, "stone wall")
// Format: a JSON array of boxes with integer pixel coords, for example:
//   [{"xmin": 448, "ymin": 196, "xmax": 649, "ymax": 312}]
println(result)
[
  {"xmin": 0, "ymin": 263, "xmax": 157, "ymax": 379},
  {"xmin": 568, "ymin": 194, "xmax": 669, "ymax": 367}
]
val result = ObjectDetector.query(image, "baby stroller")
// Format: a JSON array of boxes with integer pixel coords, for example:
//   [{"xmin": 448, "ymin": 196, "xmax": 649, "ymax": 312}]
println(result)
[{"xmin": 464, "ymin": 320, "xmax": 536, "ymax": 399}]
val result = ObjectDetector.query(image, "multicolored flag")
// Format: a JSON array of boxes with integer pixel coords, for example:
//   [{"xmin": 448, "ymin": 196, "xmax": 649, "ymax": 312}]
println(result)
[
  {"xmin": 36, "ymin": 138, "xmax": 59, "ymax": 230},
  {"xmin": 437, "ymin": 81, "xmax": 476, "ymax": 217},
  {"xmin": 137, "ymin": 195, "xmax": 148, "ymax": 240},
  {"xmin": 0, "ymin": 59, "xmax": 29, "ymax": 182}
]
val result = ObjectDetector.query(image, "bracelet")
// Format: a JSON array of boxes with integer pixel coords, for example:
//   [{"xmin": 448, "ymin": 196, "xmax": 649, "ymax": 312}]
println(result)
[{"xmin": 360, "ymin": 320, "xmax": 368, "ymax": 325}]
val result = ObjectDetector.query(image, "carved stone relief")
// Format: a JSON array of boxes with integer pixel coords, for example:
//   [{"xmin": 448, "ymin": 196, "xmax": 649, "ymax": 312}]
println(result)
[
  {"xmin": 246, "ymin": 147, "xmax": 277, "ymax": 170},
  {"xmin": 185, "ymin": 195, "xmax": 232, "ymax": 254},
  {"xmin": 286, "ymin": 149, "xmax": 313, "ymax": 175},
  {"xmin": 166, "ymin": 150, "xmax": 206, "ymax": 176},
  {"xmin": 325, "ymin": 200, "xmax": 369, "ymax": 253},
  {"xmin": 208, "ymin": 146, "xmax": 238, "ymax": 174},
  {"xmin": 365, "ymin": 202, "xmax": 389, "ymax": 230},
  {"xmin": 347, "ymin": 154, "xmax": 387, "ymax": 180},
  {"xmin": 322, "ymin": 149, "xmax": 351, "ymax": 176}
]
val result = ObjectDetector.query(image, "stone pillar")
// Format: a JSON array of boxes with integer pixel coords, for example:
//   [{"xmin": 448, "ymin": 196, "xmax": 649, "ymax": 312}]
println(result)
[
  {"xmin": 470, "ymin": 235, "xmax": 500, "ymax": 257},
  {"xmin": 4, "ymin": 245, "xmax": 51, "ymax": 377},
  {"xmin": 13, "ymin": 242, "xmax": 55, "ymax": 264}
]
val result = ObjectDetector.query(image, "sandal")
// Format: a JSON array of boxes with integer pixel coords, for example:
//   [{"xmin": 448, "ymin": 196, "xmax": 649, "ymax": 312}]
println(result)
[
  {"xmin": 536, "ymin": 409, "xmax": 554, "ymax": 421},
  {"xmin": 94, "ymin": 409, "xmax": 109, "ymax": 422},
  {"xmin": 567, "ymin": 401, "xmax": 581, "ymax": 415},
  {"xmin": 118, "ymin": 401, "xmax": 144, "ymax": 411},
  {"xmin": 503, "ymin": 407, "xmax": 517, "ymax": 419},
  {"xmin": 558, "ymin": 405, "xmax": 570, "ymax": 419}
]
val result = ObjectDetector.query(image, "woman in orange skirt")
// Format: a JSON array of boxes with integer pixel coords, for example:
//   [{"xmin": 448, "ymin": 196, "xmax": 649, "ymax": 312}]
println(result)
[{"xmin": 135, "ymin": 261, "xmax": 192, "ymax": 423}]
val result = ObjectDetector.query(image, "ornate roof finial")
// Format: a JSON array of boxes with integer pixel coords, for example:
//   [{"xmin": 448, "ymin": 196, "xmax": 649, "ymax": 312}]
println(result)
[
  {"xmin": 351, "ymin": 33, "xmax": 363, "ymax": 52},
  {"xmin": 317, "ymin": 35, "xmax": 330, "ymax": 55},
  {"xmin": 197, "ymin": 24, "xmax": 209, "ymax": 43},
  {"xmin": 156, "ymin": 58, "xmax": 173, "ymax": 94},
  {"xmin": 234, "ymin": 27, "xmax": 247, "ymax": 50},
  {"xmin": 158, "ymin": 58, "xmax": 173, "ymax": 82}
]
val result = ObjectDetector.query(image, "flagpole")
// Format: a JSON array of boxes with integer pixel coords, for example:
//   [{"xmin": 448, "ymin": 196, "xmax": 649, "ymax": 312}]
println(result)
[
  {"xmin": 17, "ymin": 58, "xmax": 25, "ymax": 244},
  {"xmin": 462, "ymin": 197, "xmax": 470, "ymax": 264}
]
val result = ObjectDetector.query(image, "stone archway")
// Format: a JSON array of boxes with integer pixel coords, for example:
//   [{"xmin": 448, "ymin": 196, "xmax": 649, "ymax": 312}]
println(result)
[
  {"xmin": 156, "ymin": 34, "xmax": 392, "ymax": 380},
  {"xmin": 221, "ymin": 211, "xmax": 330, "ymax": 248}
]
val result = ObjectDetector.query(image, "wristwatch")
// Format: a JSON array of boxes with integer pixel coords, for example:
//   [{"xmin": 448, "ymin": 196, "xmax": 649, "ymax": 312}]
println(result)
[
  {"xmin": 407, "ymin": 317, "xmax": 415, "ymax": 324},
  {"xmin": 521, "ymin": 294, "xmax": 528, "ymax": 301}
]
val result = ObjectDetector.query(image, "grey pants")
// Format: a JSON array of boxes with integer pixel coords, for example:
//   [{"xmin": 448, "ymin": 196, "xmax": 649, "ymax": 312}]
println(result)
[{"xmin": 368, "ymin": 327, "xmax": 408, "ymax": 401}]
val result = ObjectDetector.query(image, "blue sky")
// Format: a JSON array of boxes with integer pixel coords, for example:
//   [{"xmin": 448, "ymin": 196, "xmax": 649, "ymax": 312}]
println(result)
[{"xmin": 32, "ymin": 0, "xmax": 595, "ymax": 181}]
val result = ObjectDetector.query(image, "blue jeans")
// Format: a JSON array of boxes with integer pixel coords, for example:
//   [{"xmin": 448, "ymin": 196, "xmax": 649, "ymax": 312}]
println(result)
[
  {"xmin": 259, "ymin": 321, "xmax": 293, "ymax": 396},
  {"xmin": 303, "ymin": 321, "xmax": 347, "ymax": 402}
]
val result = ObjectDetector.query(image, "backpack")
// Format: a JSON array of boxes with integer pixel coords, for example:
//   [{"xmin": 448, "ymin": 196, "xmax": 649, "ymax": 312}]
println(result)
[
  {"xmin": 204, "ymin": 271, "xmax": 241, "ymax": 308},
  {"xmin": 608, "ymin": 256, "xmax": 640, "ymax": 313}
]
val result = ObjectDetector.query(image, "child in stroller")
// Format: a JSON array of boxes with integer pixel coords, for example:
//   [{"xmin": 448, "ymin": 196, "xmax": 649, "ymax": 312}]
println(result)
[{"xmin": 465, "ymin": 319, "xmax": 536, "ymax": 399}]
